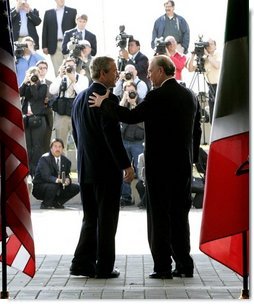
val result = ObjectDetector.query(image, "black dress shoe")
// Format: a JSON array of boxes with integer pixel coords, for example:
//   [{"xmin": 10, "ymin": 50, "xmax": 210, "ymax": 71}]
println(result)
[
  {"xmin": 172, "ymin": 268, "xmax": 193, "ymax": 278},
  {"xmin": 149, "ymin": 271, "xmax": 173, "ymax": 279},
  {"xmin": 96, "ymin": 268, "xmax": 120, "ymax": 279},
  {"xmin": 40, "ymin": 202, "xmax": 54, "ymax": 209},
  {"xmin": 70, "ymin": 266, "xmax": 95, "ymax": 277},
  {"xmin": 53, "ymin": 201, "xmax": 65, "ymax": 209}
]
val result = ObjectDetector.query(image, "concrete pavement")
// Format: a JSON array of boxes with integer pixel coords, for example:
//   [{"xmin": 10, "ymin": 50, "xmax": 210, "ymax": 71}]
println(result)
[{"xmin": 1, "ymin": 189, "xmax": 245, "ymax": 301}]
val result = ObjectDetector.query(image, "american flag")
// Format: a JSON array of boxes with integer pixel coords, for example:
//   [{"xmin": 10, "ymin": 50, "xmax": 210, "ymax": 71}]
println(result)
[{"xmin": 0, "ymin": 0, "xmax": 35, "ymax": 277}]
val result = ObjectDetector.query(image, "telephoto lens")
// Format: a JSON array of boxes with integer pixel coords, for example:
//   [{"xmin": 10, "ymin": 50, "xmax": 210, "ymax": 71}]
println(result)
[{"xmin": 128, "ymin": 91, "xmax": 137, "ymax": 99}]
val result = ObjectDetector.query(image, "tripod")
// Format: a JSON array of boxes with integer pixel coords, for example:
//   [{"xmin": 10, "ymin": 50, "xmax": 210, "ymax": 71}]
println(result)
[{"xmin": 189, "ymin": 67, "xmax": 214, "ymax": 145}]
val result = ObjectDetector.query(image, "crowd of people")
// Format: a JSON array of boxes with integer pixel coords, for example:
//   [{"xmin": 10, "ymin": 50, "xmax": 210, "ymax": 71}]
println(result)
[{"xmin": 11, "ymin": 0, "xmax": 222, "ymax": 280}]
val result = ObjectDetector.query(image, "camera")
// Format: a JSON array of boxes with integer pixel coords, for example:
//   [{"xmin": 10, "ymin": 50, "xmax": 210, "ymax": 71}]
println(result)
[
  {"xmin": 115, "ymin": 25, "xmax": 133, "ymax": 49},
  {"xmin": 64, "ymin": 65, "xmax": 74, "ymax": 73},
  {"xmin": 154, "ymin": 37, "xmax": 167, "ymax": 55},
  {"xmin": 14, "ymin": 42, "xmax": 28, "ymax": 59},
  {"xmin": 194, "ymin": 35, "xmax": 209, "ymax": 57},
  {"xmin": 124, "ymin": 72, "xmax": 133, "ymax": 81},
  {"xmin": 193, "ymin": 35, "xmax": 209, "ymax": 72},
  {"xmin": 30, "ymin": 74, "xmax": 39, "ymax": 83},
  {"xmin": 128, "ymin": 91, "xmax": 137, "ymax": 99},
  {"xmin": 68, "ymin": 33, "xmax": 85, "ymax": 58}
]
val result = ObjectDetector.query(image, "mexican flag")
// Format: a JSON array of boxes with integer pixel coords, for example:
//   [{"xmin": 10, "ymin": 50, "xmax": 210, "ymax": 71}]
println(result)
[{"xmin": 199, "ymin": 0, "xmax": 249, "ymax": 277}]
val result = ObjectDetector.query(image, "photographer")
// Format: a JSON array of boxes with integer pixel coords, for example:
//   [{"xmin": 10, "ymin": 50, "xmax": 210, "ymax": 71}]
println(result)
[
  {"xmin": 19, "ymin": 66, "xmax": 49, "ymax": 177},
  {"xmin": 62, "ymin": 13, "xmax": 97, "ymax": 57},
  {"xmin": 118, "ymin": 38, "xmax": 151, "ymax": 90},
  {"xmin": 70, "ymin": 40, "xmax": 93, "ymax": 85},
  {"xmin": 15, "ymin": 36, "xmax": 45, "ymax": 86},
  {"xmin": 113, "ymin": 64, "xmax": 148, "ymax": 100},
  {"xmin": 119, "ymin": 81, "xmax": 145, "ymax": 207},
  {"xmin": 49, "ymin": 57, "xmax": 89, "ymax": 150},
  {"xmin": 186, "ymin": 38, "xmax": 221, "ymax": 123},
  {"xmin": 165, "ymin": 36, "xmax": 186, "ymax": 81}
]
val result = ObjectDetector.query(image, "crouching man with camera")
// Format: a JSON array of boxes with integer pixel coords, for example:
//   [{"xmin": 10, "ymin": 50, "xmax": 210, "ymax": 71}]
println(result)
[
  {"xmin": 20, "ymin": 66, "xmax": 49, "ymax": 177},
  {"xmin": 49, "ymin": 57, "xmax": 89, "ymax": 150},
  {"xmin": 32, "ymin": 138, "xmax": 80, "ymax": 209}
]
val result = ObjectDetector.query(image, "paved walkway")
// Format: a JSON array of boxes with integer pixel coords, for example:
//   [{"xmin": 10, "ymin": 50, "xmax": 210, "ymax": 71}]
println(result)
[{"xmin": 1, "ymin": 191, "xmax": 245, "ymax": 301}]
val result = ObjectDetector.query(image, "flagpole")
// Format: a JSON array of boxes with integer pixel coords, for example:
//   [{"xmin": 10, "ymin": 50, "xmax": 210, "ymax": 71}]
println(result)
[
  {"xmin": 0, "ymin": 144, "xmax": 9, "ymax": 299},
  {"xmin": 239, "ymin": 231, "xmax": 249, "ymax": 299}
]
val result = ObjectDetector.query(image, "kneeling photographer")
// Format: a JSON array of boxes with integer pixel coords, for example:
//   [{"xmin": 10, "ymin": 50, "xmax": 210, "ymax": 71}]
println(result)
[
  {"xmin": 20, "ymin": 66, "xmax": 49, "ymax": 177},
  {"xmin": 49, "ymin": 57, "xmax": 89, "ymax": 150},
  {"xmin": 186, "ymin": 37, "xmax": 221, "ymax": 123}
]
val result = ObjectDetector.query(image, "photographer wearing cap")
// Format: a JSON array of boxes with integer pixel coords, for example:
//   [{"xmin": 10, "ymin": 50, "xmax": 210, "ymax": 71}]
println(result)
[
  {"xmin": 49, "ymin": 57, "xmax": 89, "ymax": 151},
  {"xmin": 119, "ymin": 81, "xmax": 145, "ymax": 207},
  {"xmin": 186, "ymin": 38, "xmax": 221, "ymax": 123},
  {"xmin": 19, "ymin": 66, "xmax": 49, "ymax": 177}
]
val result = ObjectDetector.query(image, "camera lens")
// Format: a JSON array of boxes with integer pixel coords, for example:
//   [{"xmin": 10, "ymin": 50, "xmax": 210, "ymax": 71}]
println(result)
[
  {"xmin": 125, "ymin": 72, "xmax": 132, "ymax": 80},
  {"xmin": 128, "ymin": 91, "xmax": 137, "ymax": 99},
  {"xmin": 30, "ymin": 74, "xmax": 39, "ymax": 82},
  {"xmin": 65, "ymin": 66, "xmax": 73, "ymax": 73}
]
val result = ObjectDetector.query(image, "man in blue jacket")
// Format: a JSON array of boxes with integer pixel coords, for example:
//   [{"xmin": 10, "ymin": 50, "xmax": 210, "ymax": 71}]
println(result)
[{"xmin": 151, "ymin": 0, "xmax": 190, "ymax": 54}]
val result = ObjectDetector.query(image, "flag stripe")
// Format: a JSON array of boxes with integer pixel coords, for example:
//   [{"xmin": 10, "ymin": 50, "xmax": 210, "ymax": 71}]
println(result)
[{"xmin": 0, "ymin": 0, "xmax": 35, "ymax": 277}]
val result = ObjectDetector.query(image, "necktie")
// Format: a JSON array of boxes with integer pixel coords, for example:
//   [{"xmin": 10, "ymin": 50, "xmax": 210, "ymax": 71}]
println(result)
[{"xmin": 56, "ymin": 158, "xmax": 60, "ymax": 173}]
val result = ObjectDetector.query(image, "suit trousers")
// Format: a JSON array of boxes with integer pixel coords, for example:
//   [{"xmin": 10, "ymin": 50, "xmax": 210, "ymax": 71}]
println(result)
[
  {"xmin": 33, "ymin": 182, "xmax": 80, "ymax": 206},
  {"xmin": 72, "ymin": 179, "xmax": 122, "ymax": 275},
  {"xmin": 146, "ymin": 178, "xmax": 193, "ymax": 273}
]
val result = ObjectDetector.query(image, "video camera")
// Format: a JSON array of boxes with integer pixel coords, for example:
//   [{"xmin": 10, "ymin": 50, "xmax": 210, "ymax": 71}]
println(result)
[
  {"xmin": 193, "ymin": 35, "xmax": 209, "ymax": 58},
  {"xmin": 154, "ymin": 37, "xmax": 168, "ymax": 55},
  {"xmin": 115, "ymin": 25, "xmax": 133, "ymax": 49},
  {"xmin": 68, "ymin": 32, "xmax": 86, "ymax": 58},
  {"xmin": 193, "ymin": 35, "xmax": 209, "ymax": 73},
  {"xmin": 14, "ymin": 42, "xmax": 28, "ymax": 59}
]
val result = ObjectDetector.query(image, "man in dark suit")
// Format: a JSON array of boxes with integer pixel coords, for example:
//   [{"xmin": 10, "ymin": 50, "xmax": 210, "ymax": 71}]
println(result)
[
  {"xmin": 89, "ymin": 55, "xmax": 202, "ymax": 279},
  {"xmin": 11, "ymin": 0, "xmax": 41, "ymax": 49},
  {"xmin": 42, "ymin": 0, "xmax": 77, "ymax": 76},
  {"xmin": 118, "ymin": 38, "xmax": 151, "ymax": 90},
  {"xmin": 62, "ymin": 13, "xmax": 97, "ymax": 57},
  {"xmin": 70, "ymin": 56, "xmax": 134, "ymax": 279},
  {"xmin": 32, "ymin": 138, "xmax": 80, "ymax": 209}
]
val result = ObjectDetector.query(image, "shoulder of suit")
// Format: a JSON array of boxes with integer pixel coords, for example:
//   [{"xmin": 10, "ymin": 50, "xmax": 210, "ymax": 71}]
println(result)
[{"xmin": 65, "ymin": 6, "xmax": 77, "ymax": 13}]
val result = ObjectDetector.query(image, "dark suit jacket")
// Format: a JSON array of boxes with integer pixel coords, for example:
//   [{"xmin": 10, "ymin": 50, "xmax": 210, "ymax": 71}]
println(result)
[
  {"xmin": 100, "ymin": 78, "xmax": 201, "ymax": 204},
  {"xmin": 127, "ymin": 51, "xmax": 151, "ymax": 90},
  {"xmin": 72, "ymin": 83, "xmax": 131, "ymax": 184},
  {"xmin": 10, "ymin": 8, "xmax": 41, "ymax": 49},
  {"xmin": 33, "ymin": 152, "xmax": 72, "ymax": 185},
  {"xmin": 62, "ymin": 28, "xmax": 97, "ymax": 56},
  {"xmin": 42, "ymin": 6, "xmax": 77, "ymax": 54},
  {"xmin": 20, "ymin": 82, "xmax": 48, "ymax": 115}
]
